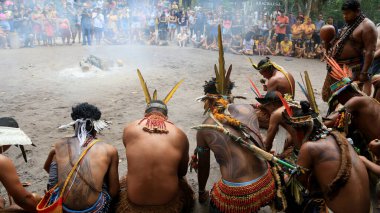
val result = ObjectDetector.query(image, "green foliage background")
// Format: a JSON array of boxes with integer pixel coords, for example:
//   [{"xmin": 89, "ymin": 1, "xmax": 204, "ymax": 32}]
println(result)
[{"xmin": 318, "ymin": 0, "xmax": 380, "ymax": 24}]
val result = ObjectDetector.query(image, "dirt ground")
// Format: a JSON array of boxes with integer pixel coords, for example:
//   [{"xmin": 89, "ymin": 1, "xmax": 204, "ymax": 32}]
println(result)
[{"xmin": 0, "ymin": 44, "xmax": 328, "ymax": 212}]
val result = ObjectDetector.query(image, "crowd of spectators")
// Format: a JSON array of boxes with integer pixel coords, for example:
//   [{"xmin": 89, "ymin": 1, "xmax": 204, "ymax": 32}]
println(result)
[{"xmin": 0, "ymin": 0, "xmax": 340, "ymax": 60}]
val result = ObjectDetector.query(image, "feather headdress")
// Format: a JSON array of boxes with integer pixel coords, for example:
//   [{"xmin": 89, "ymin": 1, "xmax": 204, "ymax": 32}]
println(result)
[
  {"xmin": 301, "ymin": 71, "xmax": 319, "ymax": 114},
  {"xmin": 214, "ymin": 25, "xmax": 233, "ymax": 96},
  {"xmin": 137, "ymin": 69, "xmax": 184, "ymax": 106},
  {"xmin": 324, "ymin": 55, "xmax": 355, "ymax": 104}
]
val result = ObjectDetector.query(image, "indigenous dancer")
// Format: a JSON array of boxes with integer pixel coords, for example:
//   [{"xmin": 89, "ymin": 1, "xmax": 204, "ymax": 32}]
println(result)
[
  {"xmin": 115, "ymin": 71, "xmax": 194, "ymax": 212},
  {"xmin": 249, "ymin": 57, "xmax": 295, "ymax": 129},
  {"xmin": 370, "ymin": 24, "xmax": 380, "ymax": 101},
  {"xmin": 43, "ymin": 103, "xmax": 119, "ymax": 212},
  {"xmin": 0, "ymin": 117, "xmax": 40, "ymax": 211},
  {"xmin": 279, "ymin": 99, "xmax": 370, "ymax": 213},
  {"xmin": 323, "ymin": 56, "xmax": 380, "ymax": 146},
  {"xmin": 192, "ymin": 26, "xmax": 286, "ymax": 213},
  {"xmin": 321, "ymin": 0, "xmax": 377, "ymax": 100}
]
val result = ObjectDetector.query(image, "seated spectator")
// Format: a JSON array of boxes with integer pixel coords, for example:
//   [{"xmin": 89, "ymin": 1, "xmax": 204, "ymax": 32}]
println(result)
[
  {"xmin": 266, "ymin": 35, "xmax": 279, "ymax": 56},
  {"xmin": 222, "ymin": 33, "xmax": 232, "ymax": 51},
  {"xmin": 240, "ymin": 34, "xmax": 254, "ymax": 55},
  {"xmin": 257, "ymin": 36, "xmax": 267, "ymax": 56},
  {"xmin": 191, "ymin": 31, "xmax": 204, "ymax": 48},
  {"xmin": 313, "ymin": 42, "xmax": 325, "ymax": 59},
  {"xmin": 146, "ymin": 31, "xmax": 157, "ymax": 45},
  {"xmin": 229, "ymin": 34, "xmax": 243, "ymax": 54},
  {"xmin": 280, "ymin": 36, "xmax": 293, "ymax": 56},
  {"xmin": 177, "ymin": 29, "xmax": 188, "ymax": 47},
  {"xmin": 294, "ymin": 39, "xmax": 305, "ymax": 58}
]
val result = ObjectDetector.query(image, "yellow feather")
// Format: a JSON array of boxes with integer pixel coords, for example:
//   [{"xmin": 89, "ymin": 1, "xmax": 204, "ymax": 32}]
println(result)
[
  {"xmin": 217, "ymin": 25, "xmax": 225, "ymax": 94},
  {"xmin": 304, "ymin": 71, "xmax": 319, "ymax": 113},
  {"xmin": 153, "ymin": 90, "xmax": 157, "ymax": 100},
  {"xmin": 137, "ymin": 69, "xmax": 151, "ymax": 104},
  {"xmin": 163, "ymin": 79, "xmax": 184, "ymax": 104}
]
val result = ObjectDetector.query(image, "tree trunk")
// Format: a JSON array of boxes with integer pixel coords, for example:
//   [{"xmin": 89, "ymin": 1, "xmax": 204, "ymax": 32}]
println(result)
[
  {"xmin": 283, "ymin": 0, "xmax": 289, "ymax": 15},
  {"xmin": 305, "ymin": 0, "xmax": 313, "ymax": 17},
  {"xmin": 295, "ymin": 0, "xmax": 303, "ymax": 15}
]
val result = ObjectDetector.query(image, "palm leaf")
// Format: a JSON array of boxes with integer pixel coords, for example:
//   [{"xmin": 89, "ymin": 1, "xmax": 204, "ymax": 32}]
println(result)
[
  {"xmin": 163, "ymin": 79, "xmax": 184, "ymax": 104},
  {"xmin": 137, "ymin": 69, "xmax": 151, "ymax": 104}
]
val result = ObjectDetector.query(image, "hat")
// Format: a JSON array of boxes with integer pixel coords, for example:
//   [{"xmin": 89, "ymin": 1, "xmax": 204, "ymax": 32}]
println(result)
[{"xmin": 0, "ymin": 117, "xmax": 34, "ymax": 162}]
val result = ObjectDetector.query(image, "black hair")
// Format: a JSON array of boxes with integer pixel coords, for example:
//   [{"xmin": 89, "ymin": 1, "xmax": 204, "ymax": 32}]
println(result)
[
  {"xmin": 71, "ymin": 103, "xmax": 101, "ymax": 121},
  {"xmin": 145, "ymin": 100, "xmax": 168, "ymax": 116},
  {"xmin": 341, "ymin": 0, "xmax": 360, "ymax": 11},
  {"xmin": 292, "ymin": 101, "xmax": 313, "ymax": 117},
  {"xmin": 0, "ymin": 117, "xmax": 19, "ymax": 128},
  {"xmin": 203, "ymin": 77, "xmax": 235, "ymax": 95},
  {"xmin": 257, "ymin": 57, "xmax": 272, "ymax": 70}
]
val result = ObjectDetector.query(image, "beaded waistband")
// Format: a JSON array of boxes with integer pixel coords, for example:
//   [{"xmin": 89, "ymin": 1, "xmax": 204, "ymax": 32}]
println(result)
[{"xmin": 210, "ymin": 168, "xmax": 275, "ymax": 213}]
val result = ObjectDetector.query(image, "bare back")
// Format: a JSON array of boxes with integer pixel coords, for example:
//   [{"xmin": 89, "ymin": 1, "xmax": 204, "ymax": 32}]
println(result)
[
  {"xmin": 54, "ymin": 138, "xmax": 119, "ymax": 209},
  {"xmin": 197, "ymin": 104, "xmax": 267, "ymax": 182},
  {"xmin": 346, "ymin": 96, "xmax": 380, "ymax": 141},
  {"xmin": 123, "ymin": 120, "xmax": 189, "ymax": 205},
  {"xmin": 267, "ymin": 70, "xmax": 295, "ymax": 97},
  {"xmin": 298, "ymin": 135, "xmax": 369, "ymax": 213}
]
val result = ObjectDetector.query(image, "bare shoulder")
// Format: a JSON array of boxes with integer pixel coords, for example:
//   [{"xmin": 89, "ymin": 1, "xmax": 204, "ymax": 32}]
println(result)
[
  {"xmin": 169, "ymin": 123, "xmax": 189, "ymax": 143},
  {"xmin": 345, "ymin": 96, "xmax": 369, "ymax": 110},
  {"xmin": 122, "ymin": 120, "xmax": 141, "ymax": 140},
  {"xmin": 362, "ymin": 18, "xmax": 376, "ymax": 29}
]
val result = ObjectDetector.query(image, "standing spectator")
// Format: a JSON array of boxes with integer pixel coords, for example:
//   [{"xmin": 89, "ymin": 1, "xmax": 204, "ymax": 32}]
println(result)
[
  {"xmin": 168, "ymin": 10, "xmax": 177, "ymax": 41},
  {"xmin": 92, "ymin": 7, "xmax": 104, "ymax": 45},
  {"xmin": 259, "ymin": 15, "xmax": 271, "ymax": 40},
  {"xmin": 326, "ymin": 16, "xmax": 338, "ymax": 35},
  {"xmin": 222, "ymin": 14, "xmax": 232, "ymax": 35},
  {"xmin": 303, "ymin": 17, "xmax": 315, "ymax": 58},
  {"xmin": 280, "ymin": 35, "xmax": 293, "ymax": 56},
  {"xmin": 178, "ymin": 10, "xmax": 187, "ymax": 32},
  {"xmin": 314, "ymin": 14, "xmax": 324, "ymax": 45},
  {"xmin": 291, "ymin": 16, "xmax": 304, "ymax": 54},
  {"xmin": 31, "ymin": 7, "xmax": 43, "ymax": 46},
  {"xmin": 194, "ymin": 10, "xmax": 205, "ymax": 35},
  {"xmin": 188, "ymin": 11, "xmax": 196, "ymax": 37},
  {"xmin": 275, "ymin": 9, "xmax": 288, "ymax": 45},
  {"xmin": 287, "ymin": 12, "xmax": 296, "ymax": 39},
  {"xmin": 158, "ymin": 12, "xmax": 168, "ymax": 41},
  {"xmin": 59, "ymin": 18, "xmax": 71, "ymax": 45},
  {"xmin": 81, "ymin": 7, "xmax": 92, "ymax": 46},
  {"xmin": 66, "ymin": 2, "xmax": 78, "ymax": 44}
]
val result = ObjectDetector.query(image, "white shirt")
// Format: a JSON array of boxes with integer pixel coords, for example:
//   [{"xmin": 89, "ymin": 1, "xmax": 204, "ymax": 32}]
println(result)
[{"xmin": 92, "ymin": 12, "xmax": 104, "ymax": 28}]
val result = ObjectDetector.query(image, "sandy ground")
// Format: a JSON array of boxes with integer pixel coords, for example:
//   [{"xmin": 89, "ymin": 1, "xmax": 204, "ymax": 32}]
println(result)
[{"xmin": 0, "ymin": 44, "xmax": 328, "ymax": 212}]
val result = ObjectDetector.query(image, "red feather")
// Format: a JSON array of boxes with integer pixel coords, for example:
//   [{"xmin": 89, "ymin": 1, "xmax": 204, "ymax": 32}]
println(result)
[
  {"xmin": 248, "ymin": 78, "xmax": 263, "ymax": 98},
  {"xmin": 277, "ymin": 93, "xmax": 293, "ymax": 117}
]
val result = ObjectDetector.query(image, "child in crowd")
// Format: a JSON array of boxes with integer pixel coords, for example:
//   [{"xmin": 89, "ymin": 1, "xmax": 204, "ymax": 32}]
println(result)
[{"xmin": 294, "ymin": 39, "xmax": 305, "ymax": 58}]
